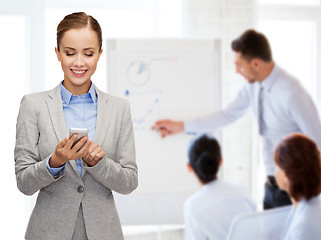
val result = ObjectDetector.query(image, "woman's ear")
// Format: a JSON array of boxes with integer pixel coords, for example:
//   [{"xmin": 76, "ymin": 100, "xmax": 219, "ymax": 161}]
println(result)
[
  {"xmin": 97, "ymin": 48, "xmax": 103, "ymax": 61},
  {"xmin": 55, "ymin": 47, "xmax": 61, "ymax": 62},
  {"xmin": 283, "ymin": 173, "xmax": 290, "ymax": 187},
  {"xmin": 187, "ymin": 163, "xmax": 193, "ymax": 173},
  {"xmin": 219, "ymin": 159, "xmax": 223, "ymax": 167}
]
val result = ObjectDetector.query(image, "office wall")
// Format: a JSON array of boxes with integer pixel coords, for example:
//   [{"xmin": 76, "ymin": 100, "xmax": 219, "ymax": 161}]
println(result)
[
  {"xmin": 1, "ymin": 1, "xmax": 259, "ymax": 238},
  {"xmin": 184, "ymin": 0, "xmax": 258, "ymax": 198}
]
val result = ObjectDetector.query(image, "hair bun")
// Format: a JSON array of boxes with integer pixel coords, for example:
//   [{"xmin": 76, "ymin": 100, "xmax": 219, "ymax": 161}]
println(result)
[
  {"xmin": 188, "ymin": 135, "xmax": 221, "ymax": 184},
  {"xmin": 197, "ymin": 152, "xmax": 216, "ymax": 179}
]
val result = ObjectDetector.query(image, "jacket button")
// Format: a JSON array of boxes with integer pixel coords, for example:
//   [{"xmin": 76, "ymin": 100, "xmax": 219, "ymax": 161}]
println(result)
[{"xmin": 77, "ymin": 186, "xmax": 84, "ymax": 193}]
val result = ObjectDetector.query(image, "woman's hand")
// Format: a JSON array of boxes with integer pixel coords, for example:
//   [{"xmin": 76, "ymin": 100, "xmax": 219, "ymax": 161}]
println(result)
[
  {"xmin": 82, "ymin": 141, "xmax": 106, "ymax": 167},
  {"xmin": 49, "ymin": 134, "xmax": 90, "ymax": 168}
]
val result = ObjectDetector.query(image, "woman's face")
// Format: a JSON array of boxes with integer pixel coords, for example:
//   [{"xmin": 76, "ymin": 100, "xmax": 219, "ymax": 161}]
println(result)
[
  {"xmin": 274, "ymin": 164, "xmax": 289, "ymax": 193},
  {"xmin": 55, "ymin": 27, "xmax": 102, "ymax": 95}
]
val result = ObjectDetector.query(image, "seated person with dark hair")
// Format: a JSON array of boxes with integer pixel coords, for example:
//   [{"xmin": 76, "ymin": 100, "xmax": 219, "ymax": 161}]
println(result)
[
  {"xmin": 184, "ymin": 135, "xmax": 256, "ymax": 240},
  {"xmin": 274, "ymin": 133, "xmax": 321, "ymax": 240}
]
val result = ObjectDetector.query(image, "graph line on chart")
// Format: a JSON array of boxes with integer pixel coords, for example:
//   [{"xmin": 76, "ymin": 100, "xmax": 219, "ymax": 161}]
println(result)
[{"xmin": 125, "ymin": 89, "xmax": 163, "ymax": 131}]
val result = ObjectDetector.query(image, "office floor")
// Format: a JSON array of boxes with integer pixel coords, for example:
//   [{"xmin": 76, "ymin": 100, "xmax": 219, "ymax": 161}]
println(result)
[{"xmin": 123, "ymin": 225, "xmax": 185, "ymax": 240}]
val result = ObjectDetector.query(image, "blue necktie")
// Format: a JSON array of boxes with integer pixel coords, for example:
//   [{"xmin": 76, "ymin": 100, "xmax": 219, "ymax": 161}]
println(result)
[{"xmin": 258, "ymin": 86, "xmax": 266, "ymax": 134}]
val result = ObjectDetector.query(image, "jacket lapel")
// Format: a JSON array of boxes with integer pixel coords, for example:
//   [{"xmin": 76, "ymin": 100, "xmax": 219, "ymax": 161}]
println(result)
[
  {"xmin": 46, "ymin": 85, "xmax": 68, "ymax": 142},
  {"xmin": 45, "ymin": 84, "xmax": 80, "ymax": 177},
  {"xmin": 94, "ymin": 85, "xmax": 112, "ymax": 146}
]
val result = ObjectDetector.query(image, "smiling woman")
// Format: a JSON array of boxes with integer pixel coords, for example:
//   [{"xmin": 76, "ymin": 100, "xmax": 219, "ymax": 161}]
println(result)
[
  {"xmin": 55, "ymin": 27, "xmax": 103, "ymax": 96},
  {"xmin": 14, "ymin": 12, "xmax": 138, "ymax": 240},
  {"xmin": 55, "ymin": 12, "xmax": 103, "ymax": 96}
]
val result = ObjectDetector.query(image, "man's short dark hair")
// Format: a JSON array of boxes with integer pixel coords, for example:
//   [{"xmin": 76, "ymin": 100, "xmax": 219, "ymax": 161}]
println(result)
[{"xmin": 231, "ymin": 29, "xmax": 272, "ymax": 62}]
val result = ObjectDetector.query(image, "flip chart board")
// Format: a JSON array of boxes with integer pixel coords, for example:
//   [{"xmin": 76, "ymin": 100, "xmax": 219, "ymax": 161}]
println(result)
[{"xmin": 107, "ymin": 38, "xmax": 221, "ymax": 224}]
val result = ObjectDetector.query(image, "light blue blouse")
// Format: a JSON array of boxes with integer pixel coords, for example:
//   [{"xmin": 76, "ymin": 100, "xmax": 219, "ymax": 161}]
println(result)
[
  {"xmin": 282, "ymin": 196, "xmax": 321, "ymax": 240},
  {"xmin": 184, "ymin": 179, "xmax": 256, "ymax": 240},
  {"xmin": 46, "ymin": 82, "xmax": 97, "ymax": 176}
]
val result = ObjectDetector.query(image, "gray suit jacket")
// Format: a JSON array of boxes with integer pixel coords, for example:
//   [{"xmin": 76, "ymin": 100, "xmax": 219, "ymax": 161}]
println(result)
[{"xmin": 14, "ymin": 84, "xmax": 138, "ymax": 240}]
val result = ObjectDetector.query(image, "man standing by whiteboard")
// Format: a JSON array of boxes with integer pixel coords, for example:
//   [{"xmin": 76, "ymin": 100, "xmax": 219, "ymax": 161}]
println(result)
[{"xmin": 152, "ymin": 29, "xmax": 321, "ymax": 210}]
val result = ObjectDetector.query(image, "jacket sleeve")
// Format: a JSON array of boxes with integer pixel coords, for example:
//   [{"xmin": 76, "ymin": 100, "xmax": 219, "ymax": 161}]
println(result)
[
  {"xmin": 14, "ymin": 95, "xmax": 64, "ymax": 196},
  {"xmin": 84, "ymin": 100, "xmax": 138, "ymax": 195}
]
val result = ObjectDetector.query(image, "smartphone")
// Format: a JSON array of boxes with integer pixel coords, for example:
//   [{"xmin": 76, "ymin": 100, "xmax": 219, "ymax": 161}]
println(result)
[{"xmin": 69, "ymin": 128, "xmax": 88, "ymax": 149}]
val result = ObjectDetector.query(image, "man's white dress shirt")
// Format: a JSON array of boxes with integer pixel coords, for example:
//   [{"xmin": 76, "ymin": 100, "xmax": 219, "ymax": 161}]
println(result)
[{"xmin": 185, "ymin": 64, "xmax": 321, "ymax": 175}]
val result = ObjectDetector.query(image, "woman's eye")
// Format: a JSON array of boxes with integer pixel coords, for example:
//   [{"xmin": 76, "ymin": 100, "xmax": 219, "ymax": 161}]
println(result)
[
  {"xmin": 66, "ymin": 52, "xmax": 74, "ymax": 56},
  {"xmin": 85, "ymin": 53, "xmax": 93, "ymax": 57}
]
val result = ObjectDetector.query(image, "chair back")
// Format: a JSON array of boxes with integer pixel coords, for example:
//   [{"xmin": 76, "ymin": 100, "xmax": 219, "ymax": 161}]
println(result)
[{"xmin": 226, "ymin": 206, "xmax": 291, "ymax": 240}]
